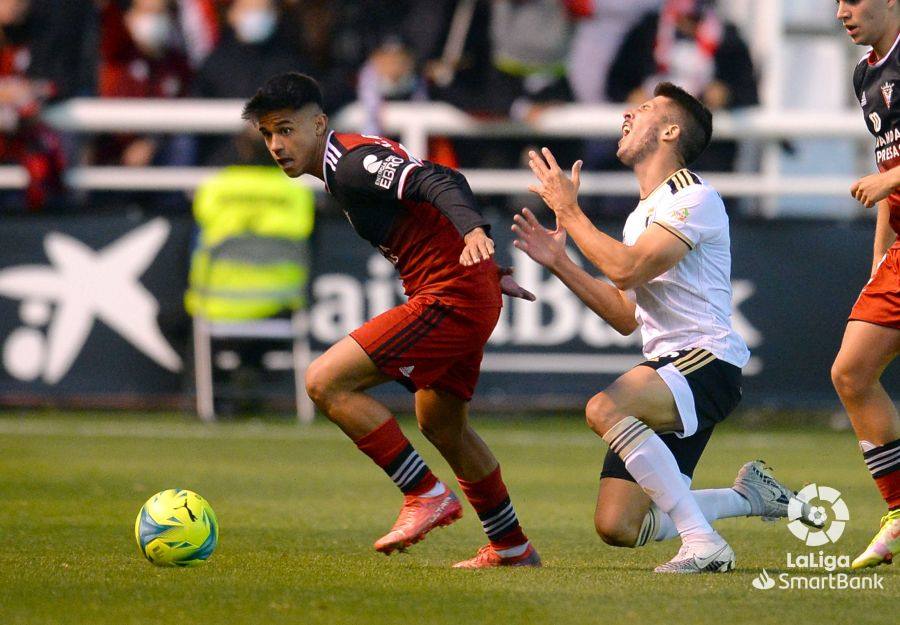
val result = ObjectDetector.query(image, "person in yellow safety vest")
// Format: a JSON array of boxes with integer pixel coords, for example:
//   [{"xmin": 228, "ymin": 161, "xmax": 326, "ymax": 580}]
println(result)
[{"xmin": 185, "ymin": 165, "xmax": 314, "ymax": 321}]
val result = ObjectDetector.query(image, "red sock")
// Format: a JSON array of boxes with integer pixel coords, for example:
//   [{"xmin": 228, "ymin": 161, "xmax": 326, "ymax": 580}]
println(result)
[
  {"xmin": 875, "ymin": 471, "xmax": 900, "ymax": 510},
  {"xmin": 863, "ymin": 439, "xmax": 900, "ymax": 509},
  {"xmin": 457, "ymin": 466, "xmax": 528, "ymax": 550},
  {"xmin": 354, "ymin": 418, "xmax": 438, "ymax": 496}
]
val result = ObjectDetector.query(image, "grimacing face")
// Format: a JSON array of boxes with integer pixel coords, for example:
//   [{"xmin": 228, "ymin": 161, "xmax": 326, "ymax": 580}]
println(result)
[
  {"xmin": 617, "ymin": 96, "xmax": 674, "ymax": 167},
  {"xmin": 256, "ymin": 106, "xmax": 325, "ymax": 178},
  {"xmin": 836, "ymin": 0, "xmax": 895, "ymax": 46}
]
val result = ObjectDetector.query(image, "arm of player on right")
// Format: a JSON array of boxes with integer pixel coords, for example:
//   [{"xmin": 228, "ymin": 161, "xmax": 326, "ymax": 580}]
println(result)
[
  {"xmin": 512, "ymin": 209, "xmax": 638, "ymax": 336},
  {"xmin": 873, "ymin": 200, "xmax": 895, "ymax": 277}
]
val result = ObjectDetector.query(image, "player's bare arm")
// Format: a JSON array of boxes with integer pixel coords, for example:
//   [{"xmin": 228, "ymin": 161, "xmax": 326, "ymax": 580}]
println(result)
[
  {"xmin": 873, "ymin": 200, "xmax": 896, "ymax": 275},
  {"xmin": 527, "ymin": 147, "xmax": 689, "ymax": 290},
  {"xmin": 512, "ymin": 208, "xmax": 637, "ymax": 334},
  {"xmin": 851, "ymin": 166, "xmax": 900, "ymax": 208}
]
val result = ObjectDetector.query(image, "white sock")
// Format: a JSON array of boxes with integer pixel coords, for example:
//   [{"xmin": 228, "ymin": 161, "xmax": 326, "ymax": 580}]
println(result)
[
  {"xmin": 420, "ymin": 481, "xmax": 447, "ymax": 498},
  {"xmin": 650, "ymin": 488, "xmax": 752, "ymax": 542},
  {"xmin": 603, "ymin": 416, "xmax": 719, "ymax": 545}
]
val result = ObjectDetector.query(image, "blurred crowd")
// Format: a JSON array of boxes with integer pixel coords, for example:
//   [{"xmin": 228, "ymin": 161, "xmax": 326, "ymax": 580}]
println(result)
[{"xmin": 0, "ymin": 0, "xmax": 758, "ymax": 213}]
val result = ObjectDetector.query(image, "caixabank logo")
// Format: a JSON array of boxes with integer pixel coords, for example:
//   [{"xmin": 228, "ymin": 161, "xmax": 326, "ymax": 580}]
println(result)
[{"xmin": 751, "ymin": 484, "xmax": 885, "ymax": 591}]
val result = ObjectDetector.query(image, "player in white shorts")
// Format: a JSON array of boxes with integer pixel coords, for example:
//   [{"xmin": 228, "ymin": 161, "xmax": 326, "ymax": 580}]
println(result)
[{"xmin": 513, "ymin": 82, "xmax": 819, "ymax": 573}]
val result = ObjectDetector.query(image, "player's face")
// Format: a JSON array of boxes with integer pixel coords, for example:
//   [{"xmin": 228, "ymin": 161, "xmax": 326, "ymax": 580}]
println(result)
[
  {"xmin": 256, "ymin": 106, "xmax": 325, "ymax": 178},
  {"xmin": 617, "ymin": 97, "xmax": 666, "ymax": 167},
  {"xmin": 836, "ymin": 0, "xmax": 894, "ymax": 45}
]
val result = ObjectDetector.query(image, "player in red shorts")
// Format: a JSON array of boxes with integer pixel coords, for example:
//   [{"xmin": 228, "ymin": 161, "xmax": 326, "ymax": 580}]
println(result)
[
  {"xmin": 242, "ymin": 73, "xmax": 540, "ymax": 568},
  {"xmin": 833, "ymin": 0, "xmax": 900, "ymax": 569}
]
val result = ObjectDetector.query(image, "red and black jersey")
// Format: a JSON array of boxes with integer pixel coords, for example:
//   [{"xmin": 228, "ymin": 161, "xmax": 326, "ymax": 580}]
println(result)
[
  {"xmin": 854, "ymin": 32, "xmax": 900, "ymax": 234},
  {"xmin": 323, "ymin": 132, "xmax": 501, "ymax": 307}
]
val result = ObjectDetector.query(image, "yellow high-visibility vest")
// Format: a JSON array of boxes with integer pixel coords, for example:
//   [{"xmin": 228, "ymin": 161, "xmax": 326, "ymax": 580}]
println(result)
[{"xmin": 185, "ymin": 166, "xmax": 314, "ymax": 321}]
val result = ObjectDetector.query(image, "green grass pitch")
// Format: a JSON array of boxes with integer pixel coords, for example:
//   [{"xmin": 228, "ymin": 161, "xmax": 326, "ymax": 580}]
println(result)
[{"xmin": 0, "ymin": 413, "xmax": 895, "ymax": 625}]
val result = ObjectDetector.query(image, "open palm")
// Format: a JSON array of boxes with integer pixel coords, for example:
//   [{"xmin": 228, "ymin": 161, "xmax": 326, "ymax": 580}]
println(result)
[{"xmin": 511, "ymin": 208, "xmax": 568, "ymax": 269}]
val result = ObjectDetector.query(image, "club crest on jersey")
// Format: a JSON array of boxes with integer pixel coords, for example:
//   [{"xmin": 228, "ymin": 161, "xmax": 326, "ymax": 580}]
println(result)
[{"xmin": 882, "ymin": 82, "xmax": 894, "ymax": 108}]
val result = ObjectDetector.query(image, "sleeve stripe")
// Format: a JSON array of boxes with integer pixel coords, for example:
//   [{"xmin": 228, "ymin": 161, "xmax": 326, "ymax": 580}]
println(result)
[
  {"xmin": 652, "ymin": 221, "xmax": 695, "ymax": 249},
  {"xmin": 397, "ymin": 163, "xmax": 420, "ymax": 200}
]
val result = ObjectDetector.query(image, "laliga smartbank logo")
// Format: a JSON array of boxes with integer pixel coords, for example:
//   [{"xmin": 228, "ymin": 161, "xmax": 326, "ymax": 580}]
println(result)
[
  {"xmin": 751, "ymin": 484, "xmax": 885, "ymax": 591},
  {"xmin": 788, "ymin": 484, "xmax": 848, "ymax": 546}
]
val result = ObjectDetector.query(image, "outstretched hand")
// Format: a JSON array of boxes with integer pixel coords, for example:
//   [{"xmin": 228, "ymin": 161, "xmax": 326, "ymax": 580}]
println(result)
[
  {"xmin": 511, "ymin": 208, "xmax": 568, "ymax": 271},
  {"xmin": 497, "ymin": 265, "xmax": 536, "ymax": 301},
  {"xmin": 527, "ymin": 147, "xmax": 583, "ymax": 221}
]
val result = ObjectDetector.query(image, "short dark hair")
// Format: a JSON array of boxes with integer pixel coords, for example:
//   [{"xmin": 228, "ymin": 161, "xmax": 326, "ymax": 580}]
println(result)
[
  {"xmin": 241, "ymin": 73, "xmax": 325, "ymax": 122},
  {"xmin": 653, "ymin": 82, "xmax": 713, "ymax": 165}
]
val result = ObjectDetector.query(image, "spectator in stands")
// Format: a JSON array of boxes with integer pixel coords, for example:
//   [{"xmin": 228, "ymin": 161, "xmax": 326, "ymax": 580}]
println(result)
[
  {"xmin": 0, "ymin": 0, "xmax": 96, "ymax": 211},
  {"xmin": 357, "ymin": 39, "xmax": 427, "ymax": 136},
  {"xmin": 175, "ymin": 0, "xmax": 220, "ymax": 69},
  {"xmin": 488, "ymin": 0, "xmax": 574, "ymax": 121},
  {"xmin": 94, "ymin": 0, "xmax": 194, "ymax": 169},
  {"xmin": 565, "ymin": 0, "xmax": 663, "ymax": 105},
  {"xmin": 193, "ymin": 0, "xmax": 309, "ymax": 165},
  {"xmin": 606, "ymin": 0, "xmax": 758, "ymax": 173}
]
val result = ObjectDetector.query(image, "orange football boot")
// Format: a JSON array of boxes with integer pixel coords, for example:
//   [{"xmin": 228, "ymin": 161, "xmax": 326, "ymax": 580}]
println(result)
[
  {"xmin": 374, "ymin": 490, "xmax": 463, "ymax": 555},
  {"xmin": 452, "ymin": 543, "xmax": 542, "ymax": 568}
]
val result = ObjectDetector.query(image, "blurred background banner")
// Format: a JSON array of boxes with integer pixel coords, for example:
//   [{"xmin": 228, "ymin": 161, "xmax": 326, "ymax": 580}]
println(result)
[
  {"xmin": 2, "ymin": 213, "xmax": 897, "ymax": 410},
  {"xmin": 0, "ymin": 214, "xmax": 192, "ymax": 405},
  {"xmin": 0, "ymin": 0, "xmax": 892, "ymax": 417}
]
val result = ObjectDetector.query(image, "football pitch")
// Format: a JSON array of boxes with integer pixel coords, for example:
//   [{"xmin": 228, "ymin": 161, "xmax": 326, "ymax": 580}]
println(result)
[{"xmin": 0, "ymin": 413, "xmax": 895, "ymax": 625}]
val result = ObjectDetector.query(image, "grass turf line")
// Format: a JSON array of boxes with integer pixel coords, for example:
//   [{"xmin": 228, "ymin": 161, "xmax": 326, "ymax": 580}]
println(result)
[{"xmin": 0, "ymin": 414, "xmax": 895, "ymax": 625}]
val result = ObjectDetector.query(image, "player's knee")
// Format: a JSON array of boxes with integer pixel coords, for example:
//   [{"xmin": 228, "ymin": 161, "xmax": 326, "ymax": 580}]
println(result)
[
  {"xmin": 831, "ymin": 358, "xmax": 872, "ymax": 400},
  {"xmin": 594, "ymin": 516, "xmax": 639, "ymax": 548},
  {"xmin": 585, "ymin": 393, "xmax": 621, "ymax": 436},
  {"xmin": 304, "ymin": 358, "xmax": 335, "ymax": 409}
]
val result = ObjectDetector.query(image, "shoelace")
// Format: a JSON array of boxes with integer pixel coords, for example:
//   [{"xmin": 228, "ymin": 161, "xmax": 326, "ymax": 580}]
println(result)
[
  {"xmin": 392, "ymin": 498, "xmax": 426, "ymax": 529},
  {"xmin": 473, "ymin": 544, "xmax": 496, "ymax": 561}
]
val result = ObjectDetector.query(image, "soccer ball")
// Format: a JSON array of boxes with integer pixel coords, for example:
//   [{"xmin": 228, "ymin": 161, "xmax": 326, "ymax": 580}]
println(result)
[{"xmin": 134, "ymin": 488, "xmax": 218, "ymax": 567}]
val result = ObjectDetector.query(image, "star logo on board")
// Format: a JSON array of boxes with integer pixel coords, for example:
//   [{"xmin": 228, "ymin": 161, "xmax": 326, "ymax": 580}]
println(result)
[
  {"xmin": 881, "ymin": 82, "xmax": 894, "ymax": 108},
  {"xmin": 0, "ymin": 218, "xmax": 182, "ymax": 383}
]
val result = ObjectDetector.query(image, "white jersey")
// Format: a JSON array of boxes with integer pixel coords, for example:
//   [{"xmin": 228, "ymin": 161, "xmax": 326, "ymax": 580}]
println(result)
[{"xmin": 622, "ymin": 168, "xmax": 750, "ymax": 368}]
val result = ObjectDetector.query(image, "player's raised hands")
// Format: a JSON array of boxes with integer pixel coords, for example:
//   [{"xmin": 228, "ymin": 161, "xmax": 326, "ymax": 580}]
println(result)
[
  {"xmin": 527, "ymin": 147, "xmax": 583, "ymax": 222},
  {"xmin": 851, "ymin": 170, "xmax": 900, "ymax": 208},
  {"xmin": 460, "ymin": 226, "xmax": 495, "ymax": 266},
  {"xmin": 511, "ymin": 208, "xmax": 568, "ymax": 271}
]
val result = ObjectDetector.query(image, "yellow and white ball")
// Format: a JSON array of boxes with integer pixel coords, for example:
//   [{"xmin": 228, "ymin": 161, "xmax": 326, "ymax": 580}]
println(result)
[{"xmin": 135, "ymin": 489, "xmax": 218, "ymax": 567}]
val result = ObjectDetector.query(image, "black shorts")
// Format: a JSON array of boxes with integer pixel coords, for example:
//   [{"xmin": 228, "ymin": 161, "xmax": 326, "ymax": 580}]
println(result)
[{"xmin": 600, "ymin": 348, "xmax": 743, "ymax": 483}]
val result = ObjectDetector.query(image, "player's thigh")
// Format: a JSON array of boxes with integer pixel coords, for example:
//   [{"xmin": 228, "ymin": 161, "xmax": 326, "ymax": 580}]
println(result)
[
  {"xmin": 587, "ymin": 365, "xmax": 681, "ymax": 434},
  {"xmin": 305, "ymin": 336, "xmax": 391, "ymax": 400},
  {"xmin": 594, "ymin": 477, "xmax": 652, "ymax": 544},
  {"xmin": 833, "ymin": 320, "xmax": 900, "ymax": 387}
]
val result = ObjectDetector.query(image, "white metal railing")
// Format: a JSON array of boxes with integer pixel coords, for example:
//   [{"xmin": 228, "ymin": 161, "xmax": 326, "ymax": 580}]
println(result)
[{"xmin": 0, "ymin": 99, "xmax": 872, "ymax": 201}]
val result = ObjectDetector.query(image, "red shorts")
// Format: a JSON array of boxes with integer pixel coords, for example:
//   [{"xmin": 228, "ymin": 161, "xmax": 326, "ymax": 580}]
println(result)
[
  {"xmin": 850, "ymin": 241, "xmax": 900, "ymax": 329},
  {"xmin": 350, "ymin": 295, "xmax": 500, "ymax": 401}
]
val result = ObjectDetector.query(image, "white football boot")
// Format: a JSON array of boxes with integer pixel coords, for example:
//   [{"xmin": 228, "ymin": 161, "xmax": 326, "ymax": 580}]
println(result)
[
  {"xmin": 731, "ymin": 460, "xmax": 823, "ymax": 527},
  {"xmin": 654, "ymin": 540, "xmax": 736, "ymax": 574}
]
